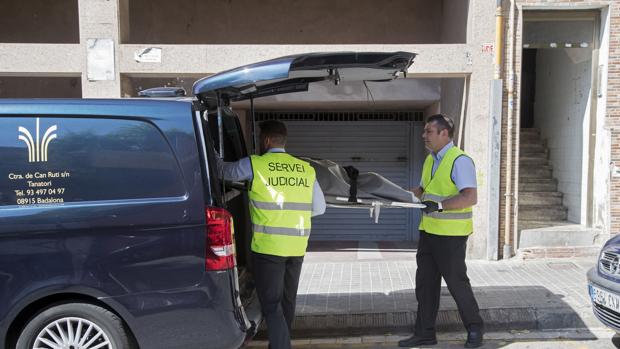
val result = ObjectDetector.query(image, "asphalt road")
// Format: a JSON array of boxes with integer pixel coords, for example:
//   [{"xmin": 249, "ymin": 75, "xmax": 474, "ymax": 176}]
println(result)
[{"xmin": 307, "ymin": 338, "xmax": 619, "ymax": 349}]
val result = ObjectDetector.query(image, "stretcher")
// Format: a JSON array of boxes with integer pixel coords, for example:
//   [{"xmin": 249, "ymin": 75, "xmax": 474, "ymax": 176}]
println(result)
[{"xmin": 300, "ymin": 157, "xmax": 426, "ymax": 223}]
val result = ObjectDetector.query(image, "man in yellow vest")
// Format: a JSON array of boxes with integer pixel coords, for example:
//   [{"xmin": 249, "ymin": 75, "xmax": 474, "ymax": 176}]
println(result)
[
  {"xmin": 222, "ymin": 120, "xmax": 326, "ymax": 349},
  {"xmin": 399, "ymin": 114, "xmax": 483, "ymax": 348}
]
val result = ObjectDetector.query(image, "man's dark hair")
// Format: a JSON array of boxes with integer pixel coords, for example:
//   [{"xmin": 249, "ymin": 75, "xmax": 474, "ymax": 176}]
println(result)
[
  {"xmin": 426, "ymin": 114, "xmax": 455, "ymax": 138},
  {"xmin": 259, "ymin": 120, "xmax": 287, "ymax": 145}
]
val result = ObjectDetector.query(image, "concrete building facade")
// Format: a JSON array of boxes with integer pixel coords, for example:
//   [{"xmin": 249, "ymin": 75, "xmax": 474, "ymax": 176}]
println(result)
[{"xmin": 0, "ymin": 0, "xmax": 615, "ymax": 259}]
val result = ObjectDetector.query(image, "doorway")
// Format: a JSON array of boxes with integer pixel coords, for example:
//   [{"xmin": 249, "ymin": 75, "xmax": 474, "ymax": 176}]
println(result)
[{"xmin": 518, "ymin": 10, "xmax": 599, "ymax": 248}]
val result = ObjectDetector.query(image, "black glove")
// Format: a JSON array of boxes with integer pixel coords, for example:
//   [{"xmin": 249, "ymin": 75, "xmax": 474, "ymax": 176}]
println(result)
[{"xmin": 422, "ymin": 201, "xmax": 439, "ymax": 214}]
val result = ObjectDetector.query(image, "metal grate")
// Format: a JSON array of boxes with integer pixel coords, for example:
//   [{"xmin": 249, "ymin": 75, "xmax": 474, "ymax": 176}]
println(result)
[
  {"xmin": 255, "ymin": 111, "xmax": 424, "ymax": 122},
  {"xmin": 593, "ymin": 303, "xmax": 620, "ymax": 331},
  {"xmin": 600, "ymin": 251, "xmax": 618, "ymax": 274}
]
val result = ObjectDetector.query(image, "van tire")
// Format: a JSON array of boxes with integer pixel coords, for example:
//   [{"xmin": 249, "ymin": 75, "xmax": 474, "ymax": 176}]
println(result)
[{"xmin": 16, "ymin": 302, "xmax": 133, "ymax": 349}]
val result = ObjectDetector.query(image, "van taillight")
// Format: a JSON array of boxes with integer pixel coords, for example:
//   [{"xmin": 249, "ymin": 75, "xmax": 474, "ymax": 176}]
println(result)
[{"xmin": 205, "ymin": 207, "xmax": 237, "ymax": 271}]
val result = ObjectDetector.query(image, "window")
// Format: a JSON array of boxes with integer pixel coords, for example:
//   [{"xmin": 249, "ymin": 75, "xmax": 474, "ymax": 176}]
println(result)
[
  {"xmin": 0, "ymin": 116, "xmax": 185, "ymax": 206},
  {"xmin": 205, "ymin": 107, "xmax": 247, "ymax": 162}
]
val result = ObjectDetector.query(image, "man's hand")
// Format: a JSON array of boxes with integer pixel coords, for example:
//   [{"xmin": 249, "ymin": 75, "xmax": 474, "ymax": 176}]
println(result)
[
  {"xmin": 409, "ymin": 186, "xmax": 424, "ymax": 199},
  {"xmin": 421, "ymin": 201, "xmax": 439, "ymax": 214}
]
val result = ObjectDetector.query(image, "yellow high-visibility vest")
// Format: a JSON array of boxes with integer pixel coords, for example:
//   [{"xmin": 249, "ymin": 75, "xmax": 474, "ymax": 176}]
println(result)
[
  {"xmin": 419, "ymin": 146, "xmax": 473, "ymax": 236},
  {"xmin": 249, "ymin": 152, "xmax": 316, "ymax": 256}
]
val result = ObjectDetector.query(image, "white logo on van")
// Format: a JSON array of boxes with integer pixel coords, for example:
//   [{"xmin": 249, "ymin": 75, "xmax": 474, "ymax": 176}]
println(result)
[{"xmin": 18, "ymin": 118, "xmax": 58, "ymax": 162}]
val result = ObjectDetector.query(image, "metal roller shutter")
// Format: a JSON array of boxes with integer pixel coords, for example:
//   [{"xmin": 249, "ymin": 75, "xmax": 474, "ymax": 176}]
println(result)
[{"xmin": 284, "ymin": 121, "xmax": 413, "ymax": 241}]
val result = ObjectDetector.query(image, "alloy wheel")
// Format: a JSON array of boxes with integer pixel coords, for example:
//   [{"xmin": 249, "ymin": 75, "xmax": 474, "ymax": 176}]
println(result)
[{"xmin": 32, "ymin": 316, "xmax": 113, "ymax": 349}]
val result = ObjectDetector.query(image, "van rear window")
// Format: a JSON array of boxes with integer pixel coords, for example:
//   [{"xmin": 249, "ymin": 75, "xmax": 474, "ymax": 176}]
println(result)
[
  {"xmin": 0, "ymin": 116, "xmax": 185, "ymax": 206},
  {"xmin": 206, "ymin": 107, "xmax": 247, "ymax": 162}
]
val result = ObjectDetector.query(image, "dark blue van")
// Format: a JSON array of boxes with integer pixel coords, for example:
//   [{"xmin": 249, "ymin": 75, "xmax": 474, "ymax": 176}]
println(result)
[
  {"xmin": 0, "ymin": 99, "xmax": 261, "ymax": 349},
  {"xmin": 0, "ymin": 52, "xmax": 415, "ymax": 349}
]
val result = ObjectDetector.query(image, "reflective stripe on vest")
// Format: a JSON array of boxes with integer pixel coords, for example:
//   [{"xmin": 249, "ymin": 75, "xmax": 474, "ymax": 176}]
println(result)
[
  {"xmin": 253, "ymin": 224, "xmax": 311, "ymax": 236},
  {"xmin": 251, "ymin": 200, "xmax": 313, "ymax": 211},
  {"xmin": 249, "ymin": 153, "xmax": 315, "ymax": 257},
  {"xmin": 419, "ymin": 146, "xmax": 474, "ymax": 236},
  {"xmin": 423, "ymin": 211, "xmax": 473, "ymax": 220}
]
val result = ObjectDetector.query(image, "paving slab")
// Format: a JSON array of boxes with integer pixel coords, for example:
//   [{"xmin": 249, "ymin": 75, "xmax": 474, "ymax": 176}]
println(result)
[{"xmin": 280, "ymin": 241, "xmax": 602, "ymax": 338}]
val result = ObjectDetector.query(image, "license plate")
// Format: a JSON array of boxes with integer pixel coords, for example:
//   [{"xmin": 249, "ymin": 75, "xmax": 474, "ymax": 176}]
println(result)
[{"xmin": 590, "ymin": 284, "xmax": 620, "ymax": 313}]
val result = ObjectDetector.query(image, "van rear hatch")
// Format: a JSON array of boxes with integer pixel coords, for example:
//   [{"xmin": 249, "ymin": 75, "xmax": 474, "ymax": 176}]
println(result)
[{"xmin": 193, "ymin": 51, "xmax": 415, "ymax": 103}]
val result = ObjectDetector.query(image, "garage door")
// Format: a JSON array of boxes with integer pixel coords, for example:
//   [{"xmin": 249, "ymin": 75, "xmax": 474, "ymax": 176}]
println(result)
[{"xmin": 283, "ymin": 120, "xmax": 413, "ymax": 241}]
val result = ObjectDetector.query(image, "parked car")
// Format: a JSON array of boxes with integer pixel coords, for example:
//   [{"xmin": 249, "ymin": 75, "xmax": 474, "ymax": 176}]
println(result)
[
  {"xmin": 588, "ymin": 234, "xmax": 620, "ymax": 332},
  {"xmin": 0, "ymin": 51, "xmax": 415, "ymax": 349}
]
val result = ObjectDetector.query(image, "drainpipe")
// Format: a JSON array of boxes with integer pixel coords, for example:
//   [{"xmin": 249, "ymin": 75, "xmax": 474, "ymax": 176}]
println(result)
[
  {"xmin": 511, "ymin": 3, "xmax": 521, "ymax": 258},
  {"xmin": 487, "ymin": 0, "xmax": 504, "ymax": 260},
  {"xmin": 503, "ymin": 0, "xmax": 516, "ymax": 259},
  {"xmin": 495, "ymin": 0, "xmax": 504, "ymax": 80}
]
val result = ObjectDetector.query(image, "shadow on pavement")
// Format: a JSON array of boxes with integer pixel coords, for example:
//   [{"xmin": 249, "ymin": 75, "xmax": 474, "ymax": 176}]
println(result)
[{"xmin": 291, "ymin": 285, "xmax": 593, "ymax": 339}]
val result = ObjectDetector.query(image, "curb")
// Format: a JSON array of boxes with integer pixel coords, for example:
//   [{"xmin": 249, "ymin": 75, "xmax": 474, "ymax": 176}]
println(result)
[
  {"xmin": 247, "ymin": 328, "xmax": 616, "ymax": 348},
  {"xmin": 281, "ymin": 306, "xmax": 595, "ymax": 338}
]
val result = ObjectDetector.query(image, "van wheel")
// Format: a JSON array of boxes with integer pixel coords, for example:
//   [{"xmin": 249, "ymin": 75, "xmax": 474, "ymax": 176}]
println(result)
[{"xmin": 16, "ymin": 302, "xmax": 133, "ymax": 349}]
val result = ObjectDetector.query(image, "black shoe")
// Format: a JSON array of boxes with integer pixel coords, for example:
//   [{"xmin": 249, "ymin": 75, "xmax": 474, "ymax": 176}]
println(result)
[
  {"xmin": 464, "ymin": 329, "xmax": 483, "ymax": 348},
  {"xmin": 398, "ymin": 335, "xmax": 437, "ymax": 347}
]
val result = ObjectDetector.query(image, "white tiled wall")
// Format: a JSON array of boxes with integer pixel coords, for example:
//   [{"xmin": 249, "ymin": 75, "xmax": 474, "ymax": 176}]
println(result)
[{"xmin": 534, "ymin": 48, "xmax": 592, "ymax": 223}]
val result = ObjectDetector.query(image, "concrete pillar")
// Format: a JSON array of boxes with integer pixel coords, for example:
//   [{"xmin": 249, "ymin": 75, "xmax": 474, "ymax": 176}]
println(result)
[
  {"xmin": 463, "ymin": 0, "xmax": 497, "ymax": 259},
  {"xmin": 78, "ymin": 0, "xmax": 122, "ymax": 98}
]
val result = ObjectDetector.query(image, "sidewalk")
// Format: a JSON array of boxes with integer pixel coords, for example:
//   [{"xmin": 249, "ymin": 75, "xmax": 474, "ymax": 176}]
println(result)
[{"xmin": 287, "ymin": 241, "xmax": 601, "ymax": 337}]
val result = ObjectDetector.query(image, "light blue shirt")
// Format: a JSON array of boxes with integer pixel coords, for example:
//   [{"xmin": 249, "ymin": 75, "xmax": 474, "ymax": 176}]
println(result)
[
  {"xmin": 420, "ymin": 142, "xmax": 477, "ymax": 191},
  {"xmin": 221, "ymin": 148, "xmax": 326, "ymax": 217}
]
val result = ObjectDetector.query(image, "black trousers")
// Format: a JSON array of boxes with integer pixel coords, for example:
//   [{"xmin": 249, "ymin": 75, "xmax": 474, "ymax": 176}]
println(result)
[
  {"xmin": 252, "ymin": 252, "xmax": 304, "ymax": 349},
  {"xmin": 414, "ymin": 231, "xmax": 483, "ymax": 338}
]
